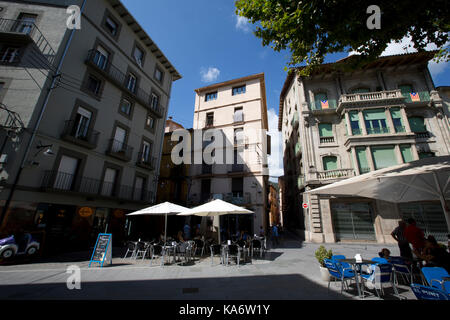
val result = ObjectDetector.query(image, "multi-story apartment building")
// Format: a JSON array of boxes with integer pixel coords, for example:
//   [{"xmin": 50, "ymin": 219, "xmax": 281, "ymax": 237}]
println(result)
[
  {"xmin": 0, "ymin": 0, "xmax": 181, "ymax": 254},
  {"xmin": 189, "ymin": 73, "xmax": 270, "ymax": 236},
  {"xmin": 279, "ymin": 52, "xmax": 450, "ymax": 244},
  {"xmin": 268, "ymin": 183, "xmax": 280, "ymax": 227}
]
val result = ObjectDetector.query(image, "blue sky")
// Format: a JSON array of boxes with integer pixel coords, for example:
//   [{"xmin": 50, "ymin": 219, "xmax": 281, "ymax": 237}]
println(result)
[{"xmin": 122, "ymin": 0, "xmax": 449, "ymax": 180}]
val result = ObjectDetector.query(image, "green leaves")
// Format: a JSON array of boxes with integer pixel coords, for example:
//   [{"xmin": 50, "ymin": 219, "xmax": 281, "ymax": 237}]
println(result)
[{"xmin": 235, "ymin": 0, "xmax": 449, "ymax": 73}]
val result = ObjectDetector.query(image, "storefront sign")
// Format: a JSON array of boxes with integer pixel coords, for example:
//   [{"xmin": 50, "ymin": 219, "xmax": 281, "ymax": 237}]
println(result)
[
  {"xmin": 89, "ymin": 233, "xmax": 112, "ymax": 268},
  {"xmin": 78, "ymin": 207, "xmax": 93, "ymax": 217}
]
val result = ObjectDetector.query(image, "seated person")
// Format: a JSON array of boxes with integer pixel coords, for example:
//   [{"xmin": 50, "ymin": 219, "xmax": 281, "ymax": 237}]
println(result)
[
  {"xmin": 378, "ymin": 248, "xmax": 391, "ymax": 260},
  {"xmin": 159, "ymin": 231, "xmax": 166, "ymax": 243},
  {"xmin": 414, "ymin": 236, "xmax": 450, "ymax": 273},
  {"xmin": 177, "ymin": 231, "xmax": 185, "ymax": 243}
]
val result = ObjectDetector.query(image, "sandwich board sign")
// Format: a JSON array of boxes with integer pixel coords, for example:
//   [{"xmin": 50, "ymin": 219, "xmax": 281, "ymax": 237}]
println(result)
[{"xmin": 89, "ymin": 233, "xmax": 112, "ymax": 268}]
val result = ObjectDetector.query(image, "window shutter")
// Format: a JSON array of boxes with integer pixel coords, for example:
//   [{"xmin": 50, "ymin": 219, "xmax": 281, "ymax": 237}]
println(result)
[{"xmin": 318, "ymin": 123, "xmax": 333, "ymax": 137}]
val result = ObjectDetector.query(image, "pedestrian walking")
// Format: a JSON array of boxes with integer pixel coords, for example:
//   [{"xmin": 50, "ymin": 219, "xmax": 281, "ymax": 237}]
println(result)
[{"xmin": 271, "ymin": 225, "xmax": 279, "ymax": 247}]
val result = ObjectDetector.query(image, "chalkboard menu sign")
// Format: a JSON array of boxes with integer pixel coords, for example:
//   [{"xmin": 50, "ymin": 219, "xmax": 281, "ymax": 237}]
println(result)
[{"xmin": 89, "ymin": 233, "xmax": 112, "ymax": 268}]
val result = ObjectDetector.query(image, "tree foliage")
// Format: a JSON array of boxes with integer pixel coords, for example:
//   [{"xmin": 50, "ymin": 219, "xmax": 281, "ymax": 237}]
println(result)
[{"xmin": 235, "ymin": 0, "xmax": 449, "ymax": 75}]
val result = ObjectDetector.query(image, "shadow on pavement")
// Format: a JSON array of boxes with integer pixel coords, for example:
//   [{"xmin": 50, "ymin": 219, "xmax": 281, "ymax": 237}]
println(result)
[{"xmin": 0, "ymin": 273, "xmax": 352, "ymax": 300}]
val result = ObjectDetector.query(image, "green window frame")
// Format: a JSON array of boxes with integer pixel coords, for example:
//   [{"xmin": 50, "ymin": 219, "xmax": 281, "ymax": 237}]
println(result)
[
  {"xmin": 323, "ymin": 156, "xmax": 338, "ymax": 171},
  {"xmin": 356, "ymin": 147, "xmax": 370, "ymax": 174},
  {"xmin": 364, "ymin": 109, "xmax": 388, "ymax": 134},
  {"xmin": 371, "ymin": 146, "xmax": 397, "ymax": 170},
  {"xmin": 400, "ymin": 144, "xmax": 413, "ymax": 163},
  {"xmin": 408, "ymin": 117, "xmax": 427, "ymax": 133},
  {"xmin": 319, "ymin": 123, "xmax": 333, "ymax": 137}
]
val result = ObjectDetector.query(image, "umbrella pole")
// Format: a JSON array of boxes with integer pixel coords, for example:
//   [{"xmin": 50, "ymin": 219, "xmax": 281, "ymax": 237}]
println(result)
[
  {"xmin": 164, "ymin": 213, "xmax": 168, "ymax": 244},
  {"xmin": 432, "ymin": 172, "xmax": 450, "ymax": 232},
  {"xmin": 218, "ymin": 216, "xmax": 221, "ymax": 244}
]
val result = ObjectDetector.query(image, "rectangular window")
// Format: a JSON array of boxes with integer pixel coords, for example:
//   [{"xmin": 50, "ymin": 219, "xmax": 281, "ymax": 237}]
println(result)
[
  {"xmin": 54, "ymin": 155, "xmax": 79, "ymax": 191},
  {"xmin": 371, "ymin": 146, "xmax": 397, "ymax": 170},
  {"xmin": 105, "ymin": 16, "xmax": 118, "ymax": 36},
  {"xmin": 205, "ymin": 92, "xmax": 217, "ymax": 102},
  {"xmin": 390, "ymin": 108, "xmax": 405, "ymax": 133},
  {"xmin": 363, "ymin": 109, "xmax": 388, "ymax": 134},
  {"xmin": 133, "ymin": 176, "xmax": 145, "ymax": 201},
  {"xmin": 234, "ymin": 128, "xmax": 244, "ymax": 145},
  {"xmin": 232, "ymin": 85, "xmax": 246, "ymax": 96},
  {"xmin": 323, "ymin": 156, "xmax": 338, "ymax": 171},
  {"xmin": 146, "ymin": 114, "xmax": 155, "ymax": 129},
  {"xmin": 113, "ymin": 127, "xmax": 127, "ymax": 152},
  {"xmin": 73, "ymin": 107, "xmax": 92, "ymax": 139},
  {"xmin": 126, "ymin": 73, "xmax": 137, "ymax": 93},
  {"xmin": 349, "ymin": 111, "xmax": 361, "ymax": 135},
  {"xmin": 133, "ymin": 46, "xmax": 144, "ymax": 67},
  {"xmin": 154, "ymin": 67, "xmax": 163, "ymax": 82},
  {"xmin": 94, "ymin": 45, "xmax": 109, "ymax": 70},
  {"xmin": 234, "ymin": 107, "xmax": 243, "ymax": 122},
  {"xmin": 408, "ymin": 117, "xmax": 427, "ymax": 133},
  {"xmin": 16, "ymin": 13, "xmax": 37, "ymax": 34},
  {"xmin": 150, "ymin": 93, "xmax": 160, "ymax": 110},
  {"xmin": 400, "ymin": 144, "xmax": 413, "ymax": 163},
  {"xmin": 101, "ymin": 168, "xmax": 117, "ymax": 196},
  {"xmin": 120, "ymin": 99, "xmax": 132, "ymax": 115},
  {"xmin": 232, "ymin": 177, "xmax": 244, "ymax": 198},
  {"xmin": 0, "ymin": 47, "xmax": 20, "ymax": 63},
  {"xmin": 86, "ymin": 75, "xmax": 101, "ymax": 96},
  {"xmin": 206, "ymin": 113, "xmax": 214, "ymax": 127},
  {"xmin": 356, "ymin": 147, "xmax": 370, "ymax": 174},
  {"xmin": 141, "ymin": 141, "xmax": 152, "ymax": 162},
  {"xmin": 314, "ymin": 92, "xmax": 328, "ymax": 110},
  {"xmin": 318, "ymin": 123, "xmax": 333, "ymax": 137}
]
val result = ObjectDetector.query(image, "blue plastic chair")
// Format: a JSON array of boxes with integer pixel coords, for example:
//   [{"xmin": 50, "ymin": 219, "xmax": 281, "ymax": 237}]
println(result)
[
  {"xmin": 389, "ymin": 256, "xmax": 413, "ymax": 285},
  {"xmin": 324, "ymin": 258, "xmax": 355, "ymax": 294},
  {"xmin": 421, "ymin": 267, "xmax": 450, "ymax": 293},
  {"xmin": 372, "ymin": 257, "xmax": 389, "ymax": 264},
  {"xmin": 411, "ymin": 283, "xmax": 449, "ymax": 300},
  {"xmin": 332, "ymin": 255, "xmax": 355, "ymax": 274},
  {"xmin": 360, "ymin": 263, "xmax": 400, "ymax": 298}
]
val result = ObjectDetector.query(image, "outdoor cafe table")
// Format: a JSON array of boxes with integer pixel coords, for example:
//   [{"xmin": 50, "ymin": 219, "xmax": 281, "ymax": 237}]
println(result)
[
  {"xmin": 336, "ymin": 258, "xmax": 377, "ymax": 298},
  {"xmin": 162, "ymin": 244, "xmax": 177, "ymax": 265}
]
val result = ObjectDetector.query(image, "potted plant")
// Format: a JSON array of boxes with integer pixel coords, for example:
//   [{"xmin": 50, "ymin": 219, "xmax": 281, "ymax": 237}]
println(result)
[{"xmin": 315, "ymin": 245, "xmax": 333, "ymax": 281}]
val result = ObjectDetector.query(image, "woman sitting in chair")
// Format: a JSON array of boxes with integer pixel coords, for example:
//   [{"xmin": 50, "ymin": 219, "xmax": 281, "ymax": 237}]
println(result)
[{"xmin": 415, "ymin": 236, "xmax": 450, "ymax": 273}]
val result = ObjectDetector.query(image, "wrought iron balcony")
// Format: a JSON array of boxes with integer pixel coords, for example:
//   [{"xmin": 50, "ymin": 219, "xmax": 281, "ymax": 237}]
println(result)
[
  {"xmin": 61, "ymin": 120, "xmax": 100, "ymax": 149},
  {"xmin": 314, "ymin": 169, "xmax": 355, "ymax": 180},
  {"xmin": 136, "ymin": 153, "xmax": 156, "ymax": 170},
  {"xmin": 106, "ymin": 139, "xmax": 133, "ymax": 162},
  {"xmin": 224, "ymin": 192, "xmax": 251, "ymax": 205},
  {"xmin": 0, "ymin": 18, "xmax": 56, "ymax": 65},
  {"xmin": 42, "ymin": 171, "xmax": 153, "ymax": 203},
  {"xmin": 86, "ymin": 50, "xmax": 163, "ymax": 117},
  {"xmin": 394, "ymin": 126, "xmax": 406, "ymax": 133}
]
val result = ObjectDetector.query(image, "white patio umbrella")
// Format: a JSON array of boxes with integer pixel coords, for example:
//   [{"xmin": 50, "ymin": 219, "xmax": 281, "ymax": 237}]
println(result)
[
  {"xmin": 305, "ymin": 156, "xmax": 450, "ymax": 231},
  {"xmin": 177, "ymin": 199, "xmax": 254, "ymax": 243},
  {"xmin": 127, "ymin": 202, "xmax": 189, "ymax": 243}
]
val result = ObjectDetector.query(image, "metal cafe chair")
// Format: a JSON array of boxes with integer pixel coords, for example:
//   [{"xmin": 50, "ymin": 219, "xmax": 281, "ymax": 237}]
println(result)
[
  {"xmin": 123, "ymin": 241, "xmax": 137, "ymax": 259},
  {"xmin": 323, "ymin": 258, "xmax": 356, "ymax": 294},
  {"xmin": 225, "ymin": 244, "xmax": 242, "ymax": 267},
  {"xmin": 411, "ymin": 283, "xmax": 449, "ymax": 300},
  {"xmin": 251, "ymin": 239, "xmax": 263, "ymax": 258},
  {"xmin": 360, "ymin": 263, "xmax": 402, "ymax": 299},
  {"xmin": 149, "ymin": 244, "xmax": 164, "ymax": 267},
  {"xmin": 194, "ymin": 239, "xmax": 205, "ymax": 257},
  {"xmin": 134, "ymin": 241, "xmax": 147, "ymax": 260},
  {"xmin": 210, "ymin": 244, "xmax": 223, "ymax": 265}
]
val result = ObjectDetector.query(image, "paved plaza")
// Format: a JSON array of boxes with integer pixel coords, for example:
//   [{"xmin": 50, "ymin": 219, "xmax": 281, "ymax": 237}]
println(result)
[{"xmin": 0, "ymin": 235, "xmax": 416, "ymax": 300}]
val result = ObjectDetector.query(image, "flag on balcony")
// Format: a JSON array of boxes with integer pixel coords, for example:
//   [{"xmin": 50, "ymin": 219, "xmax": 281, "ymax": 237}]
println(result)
[
  {"xmin": 320, "ymin": 100, "xmax": 329, "ymax": 109},
  {"xmin": 410, "ymin": 92, "xmax": 420, "ymax": 102}
]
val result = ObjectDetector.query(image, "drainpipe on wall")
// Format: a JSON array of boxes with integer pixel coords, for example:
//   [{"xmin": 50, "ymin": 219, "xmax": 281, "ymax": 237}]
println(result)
[{"xmin": 0, "ymin": 0, "xmax": 88, "ymax": 228}]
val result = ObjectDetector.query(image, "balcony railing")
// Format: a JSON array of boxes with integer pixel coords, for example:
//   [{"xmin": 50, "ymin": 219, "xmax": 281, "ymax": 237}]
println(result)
[
  {"xmin": 414, "ymin": 131, "xmax": 431, "ymax": 139},
  {"xmin": 314, "ymin": 169, "xmax": 355, "ymax": 180},
  {"xmin": 42, "ymin": 171, "xmax": 153, "ymax": 203},
  {"xmin": 310, "ymin": 99, "xmax": 338, "ymax": 111},
  {"xmin": 204, "ymin": 119, "xmax": 215, "ymax": 128},
  {"xmin": 61, "ymin": 120, "xmax": 99, "ymax": 149},
  {"xmin": 320, "ymin": 136, "xmax": 335, "ymax": 144},
  {"xmin": 0, "ymin": 18, "xmax": 56, "ymax": 65},
  {"xmin": 367, "ymin": 127, "xmax": 390, "ymax": 135},
  {"xmin": 359, "ymin": 167, "xmax": 371, "ymax": 174},
  {"xmin": 106, "ymin": 139, "xmax": 133, "ymax": 162},
  {"xmin": 339, "ymin": 90, "xmax": 403, "ymax": 109},
  {"xmin": 136, "ymin": 153, "xmax": 156, "ymax": 170},
  {"xmin": 352, "ymin": 128, "xmax": 362, "ymax": 135},
  {"xmin": 224, "ymin": 192, "xmax": 251, "ymax": 205},
  {"xmin": 402, "ymin": 91, "xmax": 431, "ymax": 103},
  {"xmin": 394, "ymin": 126, "xmax": 406, "ymax": 133},
  {"xmin": 86, "ymin": 50, "xmax": 163, "ymax": 117}
]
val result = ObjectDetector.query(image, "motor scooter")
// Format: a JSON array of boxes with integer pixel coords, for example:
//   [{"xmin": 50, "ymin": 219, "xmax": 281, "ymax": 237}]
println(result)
[{"xmin": 0, "ymin": 233, "xmax": 40, "ymax": 259}]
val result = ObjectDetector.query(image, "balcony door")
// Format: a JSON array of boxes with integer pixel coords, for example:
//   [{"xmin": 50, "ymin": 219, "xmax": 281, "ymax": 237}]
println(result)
[
  {"xmin": 94, "ymin": 45, "xmax": 109, "ymax": 70},
  {"xmin": 73, "ymin": 107, "xmax": 92, "ymax": 140},
  {"xmin": 232, "ymin": 177, "xmax": 244, "ymax": 204},
  {"xmin": 113, "ymin": 127, "xmax": 127, "ymax": 152},
  {"xmin": 101, "ymin": 168, "xmax": 117, "ymax": 197},
  {"xmin": 141, "ymin": 141, "xmax": 152, "ymax": 163},
  {"xmin": 15, "ymin": 13, "xmax": 37, "ymax": 34},
  {"xmin": 54, "ymin": 155, "xmax": 79, "ymax": 190}
]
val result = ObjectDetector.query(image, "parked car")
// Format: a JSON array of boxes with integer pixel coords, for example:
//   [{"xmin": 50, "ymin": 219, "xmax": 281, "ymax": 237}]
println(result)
[{"xmin": 0, "ymin": 233, "xmax": 40, "ymax": 259}]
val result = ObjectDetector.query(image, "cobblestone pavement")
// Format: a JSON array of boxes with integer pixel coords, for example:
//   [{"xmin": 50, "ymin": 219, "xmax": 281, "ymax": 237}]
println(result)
[{"xmin": 0, "ymin": 234, "xmax": 416, "ymax": 300}]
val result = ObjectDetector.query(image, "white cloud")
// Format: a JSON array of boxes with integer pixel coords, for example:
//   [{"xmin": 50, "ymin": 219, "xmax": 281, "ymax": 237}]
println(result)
[
  {"xmin": 200, "ymin": 67, "xmax": 220, "ymax": 83},
  {"xmin": 267, "ymin": 108, "xmax": 284, "ymax": 182},
  {"xmin": 348, "ymin": 36, "xmax": 449, "ymax": 78},
  {"xmin": 235, "ymin": 15, "xmax": 251, "ymax": 33}
]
